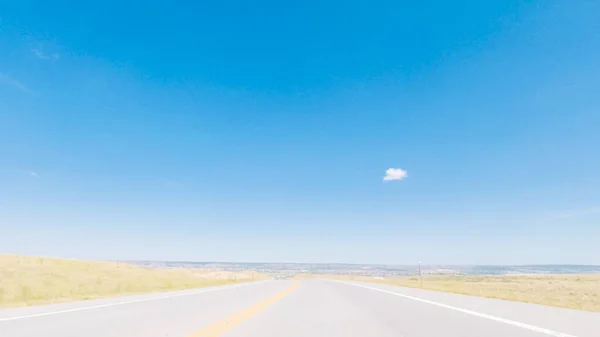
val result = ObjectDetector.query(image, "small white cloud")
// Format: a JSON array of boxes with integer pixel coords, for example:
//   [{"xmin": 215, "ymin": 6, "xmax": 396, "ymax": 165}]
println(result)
[
  {"xmin": 10, "ymin": 169, "xmax": 41, "ymax": 177},
  {"xmin": 383, "ymin": 168, "xmax": 408, "ymax": 181},
  {"xmin": 0, "ymin": 73, "xmax": 36, "ymax": 96},
  {"xmin": 32, "ymin": 49, "xmax": 60, "ymax": 60}
]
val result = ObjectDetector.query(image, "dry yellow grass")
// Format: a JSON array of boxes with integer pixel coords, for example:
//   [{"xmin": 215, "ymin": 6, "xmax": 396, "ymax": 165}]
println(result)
[
  {"xmin": 296, "ymin": 273, "xmax": 600, "ymax": 312},
  {"xmin": 0, "ymin": 254, "xmax": 267, "ymax": 308}
]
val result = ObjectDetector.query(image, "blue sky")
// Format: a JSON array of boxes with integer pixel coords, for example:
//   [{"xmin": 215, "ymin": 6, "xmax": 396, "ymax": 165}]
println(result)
[{"xmin": 1, "ymin": 0, "xmax": 599, "ymax": 264}]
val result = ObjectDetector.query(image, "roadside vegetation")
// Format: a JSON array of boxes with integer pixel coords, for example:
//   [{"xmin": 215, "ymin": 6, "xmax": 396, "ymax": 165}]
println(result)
[
  {"xmin": 296, "ymin": 273, "xmax": 600, "ymax": 312},
  {"xmin": 0, "ymin": 254, "xmax": 266, "ymax": 308}
]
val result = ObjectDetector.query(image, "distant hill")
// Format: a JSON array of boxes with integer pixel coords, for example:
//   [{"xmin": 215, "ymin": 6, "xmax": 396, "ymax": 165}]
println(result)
[{"xmin": 125, "ymin": 260, "xmax": 600, "ymax": 277}]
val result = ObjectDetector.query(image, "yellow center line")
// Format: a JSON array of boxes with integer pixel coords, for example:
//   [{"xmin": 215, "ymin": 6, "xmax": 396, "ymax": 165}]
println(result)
[{"xmin": 187, "ymin": 281, "xmax": 300, "ymax": 337}]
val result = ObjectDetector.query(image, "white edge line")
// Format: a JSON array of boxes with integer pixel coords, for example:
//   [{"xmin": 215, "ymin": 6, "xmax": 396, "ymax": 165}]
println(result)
[
  {"xmin": 335, "ymin": 281, "xmax": 579, "ymax": 337},
  {"xmin": 0, "ymin": 281, "xmax": 268, "ymax": 322}
]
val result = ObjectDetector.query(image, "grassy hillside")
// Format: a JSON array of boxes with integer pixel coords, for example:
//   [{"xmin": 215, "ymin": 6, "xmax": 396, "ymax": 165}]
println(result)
[
  {"xmin": 296, "ymin": 273, "xmax": 600, "ymax": 312},
  {"xmin": 0, "ymin": 254, "xmax": 266, "ymax": 308}
]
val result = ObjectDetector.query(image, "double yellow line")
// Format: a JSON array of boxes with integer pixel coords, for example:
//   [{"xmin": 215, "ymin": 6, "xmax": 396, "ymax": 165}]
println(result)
[{"xmin": 187, "ymin": 281, "xmax": 299, "ymax": 337}]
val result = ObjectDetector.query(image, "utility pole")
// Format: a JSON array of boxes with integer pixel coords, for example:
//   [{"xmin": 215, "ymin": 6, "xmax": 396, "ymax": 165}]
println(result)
[{"xmin": 417, "ymin": 261, "xmax": 422, "ymax": 287}]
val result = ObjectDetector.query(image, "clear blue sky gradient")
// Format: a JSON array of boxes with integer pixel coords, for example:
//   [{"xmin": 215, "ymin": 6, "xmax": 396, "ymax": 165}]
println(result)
[{"xmin": 1, "ymin": 0, "xmax": 599, "ymax": 264}]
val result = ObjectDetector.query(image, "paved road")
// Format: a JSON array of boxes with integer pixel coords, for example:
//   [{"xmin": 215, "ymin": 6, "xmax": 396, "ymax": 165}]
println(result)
[{"xmin": 1, "ymin": 280, "xmax": 598, "ymax": 337}]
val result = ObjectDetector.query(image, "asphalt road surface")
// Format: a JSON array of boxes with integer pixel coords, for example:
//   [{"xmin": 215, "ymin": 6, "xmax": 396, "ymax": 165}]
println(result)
[{"xmin": 1, "ymin": 280, "xmax": 598, "ymax": 337}]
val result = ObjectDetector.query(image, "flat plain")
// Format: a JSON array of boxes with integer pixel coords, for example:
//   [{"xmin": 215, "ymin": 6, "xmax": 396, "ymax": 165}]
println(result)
[
  {"xmin": 296, "ymin": 273, "xmax": 600, "ymax": 311},
  {"xmin": 0, "ymin": 254, "xmax": 265, "ymax": 308}
]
